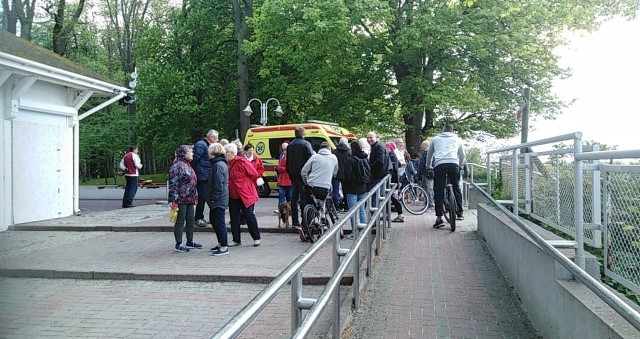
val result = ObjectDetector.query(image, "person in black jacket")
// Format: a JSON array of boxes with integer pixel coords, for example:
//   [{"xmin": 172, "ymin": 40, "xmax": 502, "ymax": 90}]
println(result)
[
  {"xmin": 332, "ymin": 137, "xmax": 350, "ymax": 211},
  {"xmin": 285, "ymin": 126, "xmax": 314, "ymax": 227},
  {"xmin": 366, "ymin": 131, "xmax": 387, "ymax": 208},
  {"xmin": 386, "ymin": 142, "xmax": 404, "ymax": 222},
  {"xmin": 207, "ymin": 143, "xmax": 230, "ymax": 256},
  {"xmin": 192, "ymin": 129, "xmax": 219, "ymax": 227},
  {"xmin": 343, "ymin": 140, "xmax": 369, "ymax": 238}
]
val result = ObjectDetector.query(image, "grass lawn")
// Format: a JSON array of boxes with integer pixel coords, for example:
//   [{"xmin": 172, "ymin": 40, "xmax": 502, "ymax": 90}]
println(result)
[{"xmin": 80, "ymin": 174, "xmax": 169, "ymax": 186}]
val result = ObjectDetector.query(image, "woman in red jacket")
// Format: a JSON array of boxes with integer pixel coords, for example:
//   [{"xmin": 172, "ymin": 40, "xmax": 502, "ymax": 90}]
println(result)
[
  {"xmin": 226, "ymin": 143, "xmax": 262, "ymax": 247},
  {"xmin": 244, "ymin": 143, "xmax": 265, "ymax": 178},
  {"xmin": 276, "ymin": 143, "xmax": 292, "ymax": 205}
]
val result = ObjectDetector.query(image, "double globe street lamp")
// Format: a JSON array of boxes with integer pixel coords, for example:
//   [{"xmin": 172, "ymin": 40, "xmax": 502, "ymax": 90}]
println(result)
[{"xmin": 242, "ymin": 97, "xmax": 284, "ymax": 126}]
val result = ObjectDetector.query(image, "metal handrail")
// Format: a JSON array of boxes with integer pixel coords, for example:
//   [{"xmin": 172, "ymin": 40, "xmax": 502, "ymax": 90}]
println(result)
[
  {"xmin": 472, "ymin": 182, "xmax": 640, "ymax": 331},
  {"xmin": 486, "ymin": 132, "xmax": 581, "ymax": 154},
  {"xmin": 212, "ymin": 175, "xmax": 395, "ymax": 338}
]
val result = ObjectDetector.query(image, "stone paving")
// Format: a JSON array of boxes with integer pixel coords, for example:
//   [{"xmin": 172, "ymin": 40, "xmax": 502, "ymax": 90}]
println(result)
[
  {"xmin": 0, "ymin": 199, "xmax": 540, "ymax": 338},
  {"xmin": 347, "ymin": 210, "xmax": 541, "ymax": 339}
]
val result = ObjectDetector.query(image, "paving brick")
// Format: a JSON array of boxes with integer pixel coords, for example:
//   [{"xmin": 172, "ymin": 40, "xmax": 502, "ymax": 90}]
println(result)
[{"xmin": 346, "ymin": 210, "xmax": 540, "ymax": 338}]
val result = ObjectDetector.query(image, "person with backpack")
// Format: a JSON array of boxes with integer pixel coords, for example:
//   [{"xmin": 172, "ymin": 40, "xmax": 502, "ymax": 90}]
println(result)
[{"xmin": 343, "ymin": 140, "xmax": 370, "ymax": 238}]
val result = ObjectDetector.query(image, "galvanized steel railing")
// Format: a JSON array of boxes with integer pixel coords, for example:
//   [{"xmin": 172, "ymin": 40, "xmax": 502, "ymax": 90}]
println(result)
[
  {"xmin": 472, "ymin": 181, "xmax": 640, "ymax": 331},
  {"xmin": 212, "ymin": 175, "xmax": 396, "ymax": 338}
]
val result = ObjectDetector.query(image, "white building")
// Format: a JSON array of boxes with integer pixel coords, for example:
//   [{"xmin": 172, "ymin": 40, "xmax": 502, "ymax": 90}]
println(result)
[{"xmin": 0, "ymin": 30, "xmax": 130, "ymax": 231}]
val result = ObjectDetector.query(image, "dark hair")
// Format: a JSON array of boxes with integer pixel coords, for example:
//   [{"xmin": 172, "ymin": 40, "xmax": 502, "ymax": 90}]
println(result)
[
  {"xmin": 243, "ymin": 143, "xmax": 254, "ymax": 151},
  {"xmin": 350, "ymin": 140, "xmax": 362, "ymax": 154},
  {"xmin": 442, "ymin": 124, "xmax": 454, "ymax": 132},
  {"xmin": 320, "ymin": 141, "xmax": 330, "ymax": 149},
  {"xmin": 129, "ymin": 145, "xmax": 138, "ymax": 152},
  {"xmin": 295, "ymin": 126, "xmax": 305, "ymax": 138}
]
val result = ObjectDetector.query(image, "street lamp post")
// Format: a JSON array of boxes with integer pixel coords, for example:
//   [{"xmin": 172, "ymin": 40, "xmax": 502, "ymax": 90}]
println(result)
[{"xmin": 242, "ymin": 98, "xmax": 284, "ymax": 126}]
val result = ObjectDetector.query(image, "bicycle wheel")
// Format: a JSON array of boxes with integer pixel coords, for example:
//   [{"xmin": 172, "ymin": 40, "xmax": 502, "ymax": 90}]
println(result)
[
  {"xmin": 447, "ymin": 185, "xmax": 456, "ymax": 232},
  {"xmin": 303, "ymin": 204, "xmax": 318, "ymax": 243},
  {"xmin": 401, "ymin": 184, "xmax": 429, "ymax": 215},
  {"xmin": 443, "ymin": 188, "xmax": 451, "ymax": 223}
]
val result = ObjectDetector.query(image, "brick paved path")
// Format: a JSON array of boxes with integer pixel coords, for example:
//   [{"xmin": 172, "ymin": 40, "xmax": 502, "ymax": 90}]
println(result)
[
  {"xmin": 0, "ymin": 198, "xmax": 540, "ymax": 338},
  {"xmin": 0, "ymin": 277, "xmax": 343, "ymax": 338},
  {"xmin": 347, "ymin": 210, "xmax": 540, "ymax": 338}
]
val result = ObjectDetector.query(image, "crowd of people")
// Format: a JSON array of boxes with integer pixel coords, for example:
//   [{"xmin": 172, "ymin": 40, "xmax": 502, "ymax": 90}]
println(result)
[{"xmin": 154, "ymin": 123, "xmax": 466, "ymax": 256}]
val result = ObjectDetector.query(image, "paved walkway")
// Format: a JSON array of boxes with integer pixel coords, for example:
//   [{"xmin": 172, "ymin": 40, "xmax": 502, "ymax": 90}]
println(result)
[
  {"xmin": 0, "ymin": 199, "xmax": 539, "ymax": 338},
  {"xmin": 347, "ymin": 210, "xmax": 540, "ymax": 339}
]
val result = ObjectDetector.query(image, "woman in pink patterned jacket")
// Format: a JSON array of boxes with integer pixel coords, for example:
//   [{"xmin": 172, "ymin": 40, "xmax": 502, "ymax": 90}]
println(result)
[{"xmin": 168, "ymin": 145, "xmax": 203, "ymax": 252}]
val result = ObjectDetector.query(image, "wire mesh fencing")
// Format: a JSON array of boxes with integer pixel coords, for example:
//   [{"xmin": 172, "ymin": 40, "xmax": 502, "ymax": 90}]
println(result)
[{"xmin": 486, "ymin": 134, "xmax": 640, "ymax": 302}]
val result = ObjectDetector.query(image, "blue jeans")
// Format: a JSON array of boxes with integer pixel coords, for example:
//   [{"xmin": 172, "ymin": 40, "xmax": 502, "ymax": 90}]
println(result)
[
  {"xmin": 209, "ymin": 207, "xmax": 228, "ymax": 247},
  {"xmin": 229, "ymin": 199, "xmax": 260, "ymax": 243},
  {"xmin": 346, "ymin": 193, "xmax": 367, "ymax": 231},
  {"xmin": 122, "ymin": 175, "xmax": 138, "ymax": 207},
  {"xmin": 331, "ymin": 179, "xmax": 342, "ymax": 210},
  {"xmin": 195, "ymin": 180, "xmax": 208, "ymax": 221},
  {"xmin": 278, "ymin": 186, "xmax": 292, "ymax": 205},
  {"xmin": 173, "ymin": 204, "xmax": 195, "ymax": 244},
  {"xmin": 367, "ymin": 178, "xmax": 382, "ymax": 208},
  {"xmin": 421, "ymin": 174, "xmax": 435, "ymax": 207}
]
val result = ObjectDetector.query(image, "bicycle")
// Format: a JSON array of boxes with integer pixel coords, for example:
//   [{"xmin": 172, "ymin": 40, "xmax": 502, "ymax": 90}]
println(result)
[
  {"xmin": 442, "ymin": 172, "xmax": 457, "ymax": 232},
  {"xmin": 400, "ymin": 172, "xmax": 431, "ymax": 215},
  {"xmin": 302, "ymin": 189, "xmax": 339, "ymax": 243}
]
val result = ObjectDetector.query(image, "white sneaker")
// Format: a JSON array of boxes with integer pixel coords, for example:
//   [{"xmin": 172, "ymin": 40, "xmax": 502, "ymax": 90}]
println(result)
[
  {"xmin": 253, "ymin": 239, "xmax": 261, "ymax": 247},
  {"xmin": 195, "ymin": 219, "xmax": 208, "ymax": 227}
]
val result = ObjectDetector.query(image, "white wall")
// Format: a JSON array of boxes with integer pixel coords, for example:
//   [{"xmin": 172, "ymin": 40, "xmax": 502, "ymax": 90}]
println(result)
[
  {"xmin": 1, "ymin": 80, "xmax": 76, "ymax": 228},
  {"xmin": 12, "ymin": 118, "xmax": 73, "ymax": 224}
]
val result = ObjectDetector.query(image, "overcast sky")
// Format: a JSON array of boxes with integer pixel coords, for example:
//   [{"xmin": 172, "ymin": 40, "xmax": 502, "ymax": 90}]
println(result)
[{"xmin": 509, "ymin": 16, "xmax": 640, "ymax": 150}]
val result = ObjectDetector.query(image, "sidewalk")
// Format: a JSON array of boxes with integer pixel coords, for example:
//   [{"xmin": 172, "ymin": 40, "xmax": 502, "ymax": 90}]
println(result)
[
  {"xmin": 0, "ymin": 199, "xmax": 539, "ymax": 338},
  {"xmin": 346, "ymin": 210, "xmax": 540, "ymax": 338}
]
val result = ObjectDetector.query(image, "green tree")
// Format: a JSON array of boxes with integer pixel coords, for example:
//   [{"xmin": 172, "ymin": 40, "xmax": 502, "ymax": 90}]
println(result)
[
  {"xmin": 247, "ymin": 0, "xmax": 393, "ymax": 135},
  {"xmin": 250, "ymin": 0, "xmax": 639, "ymax": 155}
]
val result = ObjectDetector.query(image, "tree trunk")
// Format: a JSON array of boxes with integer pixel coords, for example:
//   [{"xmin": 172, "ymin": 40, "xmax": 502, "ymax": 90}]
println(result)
[
  {"xmin": 3, "ymin": 0, "xmax": 19, "ymax": 34},
  {"xmin": 51, "ymin": 0, "xmax": 85, "ymax": 56},
  {"xmin": 404, "ymin": 109, "xmax": 423, "ymax": 157},
  {"xmin": 231, "ymin": 0, "xmax": 252, "ymax": 141},
  {"xmin": 19, "ymin": 0, "xmax": 36, "ymax": 40}
]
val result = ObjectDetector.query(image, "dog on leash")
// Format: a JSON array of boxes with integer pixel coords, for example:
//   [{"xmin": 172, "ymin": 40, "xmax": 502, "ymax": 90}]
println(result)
[{"xmin": 278, "ymin": 202, "xmax": 291, "ymax": 228}]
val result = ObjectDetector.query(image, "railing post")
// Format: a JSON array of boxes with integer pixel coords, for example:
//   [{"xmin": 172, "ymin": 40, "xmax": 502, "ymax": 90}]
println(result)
[
  {"xmin": 486, "ymin": 153, "xmax": 491, "ymax": 195},
  {"xmin": 574, "ymin": 135, "xmax": 586, "ymax": 269},
  {"xmin": 291, "ymin": 272, "xmax": 303, "ymax": 333},
  {"xmin": 592, "ymin": 144, "xmax": 602, "ymax": 248},
  {"xmin": 332, "ymin": 231, "xmax": 343, "ymax": 339},
  {"xmin": 512, "ymin": 149, "xmax": 519, "ymax": 214},
  {"xmin": 556, "ymin": 157, "xmax": 561, "ymax": 225},
  {"xmin": 524, "ymin": 153, "xmax": 532, "ymax": 214}
]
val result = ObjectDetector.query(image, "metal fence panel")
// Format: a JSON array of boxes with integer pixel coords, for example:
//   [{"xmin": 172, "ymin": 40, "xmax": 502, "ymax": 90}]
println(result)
[{"xmin": 604, "ymin": 166, "xmax": 640, "ymax": 294}]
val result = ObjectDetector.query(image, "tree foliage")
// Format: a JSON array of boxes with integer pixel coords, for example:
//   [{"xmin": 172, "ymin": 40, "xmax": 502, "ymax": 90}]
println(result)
[{"xmin": 2, "ymin": 0, "xmax": 637, "ymax": 176}]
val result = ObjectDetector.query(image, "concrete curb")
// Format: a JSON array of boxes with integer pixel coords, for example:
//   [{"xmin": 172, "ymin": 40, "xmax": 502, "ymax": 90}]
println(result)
[
  {"xmin": 9, "ymin": 225, "xmax": 299, "ymax": 233},
  {"xmin": 0, "ymin": 268, "xmax": 354, "ymax": 285}
]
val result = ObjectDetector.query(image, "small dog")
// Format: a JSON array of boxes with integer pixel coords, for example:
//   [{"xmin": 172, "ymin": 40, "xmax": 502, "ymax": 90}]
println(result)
[{"xmin": 278, "ymin": 202, "xmax": 292, "ymax": 228}]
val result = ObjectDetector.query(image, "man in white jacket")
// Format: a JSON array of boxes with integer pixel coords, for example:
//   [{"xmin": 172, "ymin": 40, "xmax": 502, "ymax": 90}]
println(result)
[
  {"xmin": 425, "ymin": 124, "xmax": 465, "ymax": 227},
  {"xmin": 301, "ymin": 141, "xmax": 338, "ymax": 203}
]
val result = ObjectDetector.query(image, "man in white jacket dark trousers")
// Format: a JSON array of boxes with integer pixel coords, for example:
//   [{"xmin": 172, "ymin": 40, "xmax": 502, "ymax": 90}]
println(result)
[
  {"xmin": 425, "ymin": 124, "xmax": 465, "ymax": 228},
  {"xmin": 301, "ymin": 141, "xmax": 339, "ymax": 203}
]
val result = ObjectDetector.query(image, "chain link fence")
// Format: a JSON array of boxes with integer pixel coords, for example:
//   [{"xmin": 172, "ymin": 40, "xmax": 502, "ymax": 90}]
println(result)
[
  {"xmin": 486, "ymin": 134, "xmax": 640, "ymax": 306},
  {"xmin": 604, "ymin": 166, "xmax": 640, "ymax": 294}
]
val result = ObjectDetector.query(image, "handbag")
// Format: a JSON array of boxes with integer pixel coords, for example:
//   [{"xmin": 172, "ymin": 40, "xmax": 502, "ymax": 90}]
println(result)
[{"xmin": 169, "ymin": 207, "xmax": 179, "ymax": 223}]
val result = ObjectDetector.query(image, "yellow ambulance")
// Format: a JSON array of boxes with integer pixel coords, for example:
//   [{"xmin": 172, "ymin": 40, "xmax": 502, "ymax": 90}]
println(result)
[{"xmin": 243, "ymin": 120, "xmax": 356, "ymax": 197}]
